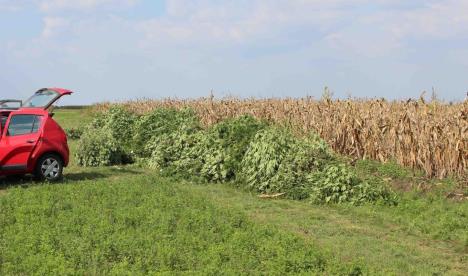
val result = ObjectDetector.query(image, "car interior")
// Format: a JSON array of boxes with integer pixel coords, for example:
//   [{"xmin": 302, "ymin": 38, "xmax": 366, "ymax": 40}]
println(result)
[
  {"xmin": 0, "ymin": 114, "xmax": 7, "ymax": 137},
  {"xmin": 1, "ymin": 112, "xmax": 8, "ymax": 131}
]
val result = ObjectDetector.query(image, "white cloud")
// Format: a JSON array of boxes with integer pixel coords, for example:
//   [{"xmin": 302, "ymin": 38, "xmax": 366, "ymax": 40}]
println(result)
[
  {"xmin": 365, "ymin": 0, "xmax": 468, "ymax": 39},
  {"xmin": 39, "ymin": 0, "xmax": 138, "ymax": 12},
  {"xmin": 1, "ymin": 0, "xmax": 139, "ymax": 12},
  {"xmin": 138, "ymin": 0, "xmax": 359, "ymax": 47},
  {"xmin": 318, "ymin": 0, "xmax": 468, "ymax": 59},
  {"xmin": 139, "ymin": 0, "xmax": 468, "ymax": 50},
  {"xmin": 2, "ymin": 0, "xmax": 468, "ymax": 102},
  {"xmin": 41, "ymin": 17, "xmax": 69, "ymax": 38},
  {"xmin": 0, "ymin": 0, "xmax": 31, "ymax": 11}
]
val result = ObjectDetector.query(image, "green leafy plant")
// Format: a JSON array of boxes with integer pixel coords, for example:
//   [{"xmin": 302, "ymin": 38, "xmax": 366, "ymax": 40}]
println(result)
[
  {"xmin": 191, "ymin": 115, "xmax": 267, "ymax": 182},
  {"xmin": 76, "ymin": 106, "xmax": 136, "ymax": 166},
  {"xmin": 307, "ymin": 164, "xmax": 397, "ymax": 205},
  {"xmin": 76, "ymin": 128, "xmax": 125, "ymax": 167},
  {"xmin": 134, "ymin": 108, "xmax": 200, "ymax": 157},
  {"xmin": 143, "ymin": 108, "xmax": 202, "ymax": 175},
  {"xmin": 241, "ymin": 126, "xmax": 333, "ymax": 199},
  {"xmin": 147, "ymin": 130, "xmax": 203, "ymax": 176},
  {"xmin": 147, "ymin": 113, "xmax": 266, "ymax": 182},
  {"xmin": 89, "ymin": 106, "xmax": 136, "ymax": 151}
]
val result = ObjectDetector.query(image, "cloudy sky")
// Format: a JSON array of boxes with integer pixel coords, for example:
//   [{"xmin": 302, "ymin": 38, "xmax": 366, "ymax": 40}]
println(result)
[{"xmin": 1, "ymin": 0, "xmax": 467, "ymax": 105}]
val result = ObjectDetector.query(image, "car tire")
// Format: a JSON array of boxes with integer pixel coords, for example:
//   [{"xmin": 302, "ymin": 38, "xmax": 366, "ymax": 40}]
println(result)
[{"xmin": 35, "ymin": 153, "xmax": 64, "ymax": 182}]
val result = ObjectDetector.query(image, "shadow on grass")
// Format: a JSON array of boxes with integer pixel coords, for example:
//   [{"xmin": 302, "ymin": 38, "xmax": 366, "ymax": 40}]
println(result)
[
  {"xmin": 63, "ymin": 172, "xmax": 109, "ymax": 182},
  {"xmin": 0, "ymin": 166, "xmax": 143, "ymax": 192},
  {"xmin": 63, "ymin": 166, "xmax": 142, "ymax": 182},
  {"xmin": 0, "ymin": 175, "xmax": 36, "ymax": 192}
]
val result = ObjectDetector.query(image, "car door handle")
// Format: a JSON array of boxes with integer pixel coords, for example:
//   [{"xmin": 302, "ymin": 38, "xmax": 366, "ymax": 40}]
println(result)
[{"xmin": 26, "ymin": 139, "xmax": 36, "ymax": 144}]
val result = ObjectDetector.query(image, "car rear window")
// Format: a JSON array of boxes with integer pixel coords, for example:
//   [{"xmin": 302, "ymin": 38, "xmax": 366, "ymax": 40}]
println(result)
[
  {"xmin": 7, "ymin": 115, "xmax": 42, "ymax": 136},
  {"xmin": 22, "ymin": 90, "xmax": 59, "ymax": 108}
]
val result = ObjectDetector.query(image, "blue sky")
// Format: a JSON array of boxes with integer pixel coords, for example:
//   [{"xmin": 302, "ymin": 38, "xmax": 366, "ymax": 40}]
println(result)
[{"xmin": 1, "ymin": 0, "xmax": 467, "ymax": 105}]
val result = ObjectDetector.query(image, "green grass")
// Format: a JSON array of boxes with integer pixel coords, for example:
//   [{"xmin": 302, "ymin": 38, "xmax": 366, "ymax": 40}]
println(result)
[
  {"xmin": 352, "ymin": 159, "xmax": 467, "ymax": 246},
  {"xmin": 1, "ymin": 173, "xmax": 363, "ymax": 275},
  {"xmin": 0, "ymin": 108, "xmax": 467, "ymax": 275},
  {"xmin": 186, "ymin": 182, "xmax": 467, "ymax": 275},
  {"xmin": 53, "ymin": 107, "xmax": 93, "ymax": 130}
]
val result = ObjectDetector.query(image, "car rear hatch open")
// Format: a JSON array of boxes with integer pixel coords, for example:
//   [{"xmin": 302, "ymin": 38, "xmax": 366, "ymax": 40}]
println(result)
[{"xmin": 22, "ymin": 88, "xmax": 73, "ymax": 110}]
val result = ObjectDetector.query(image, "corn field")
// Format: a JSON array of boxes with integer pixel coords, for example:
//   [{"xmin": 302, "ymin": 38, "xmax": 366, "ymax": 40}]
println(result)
[{"xmin": 96, "ymin": 97, "xmax": 467, "ymax": 179}]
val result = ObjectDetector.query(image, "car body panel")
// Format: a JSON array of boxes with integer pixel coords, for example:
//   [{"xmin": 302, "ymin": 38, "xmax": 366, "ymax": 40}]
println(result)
[
  {"xmin": 48, "ymin": 88, "xmax": 73, "ymax": 96},
  {"xmin": 29, "ymin": 114, "xmax": 70, "ymax": 169},
  {"xmin": 0, "ymin": 88, "xmax": 72, "ymax": 177},
  {"xmin": 0, "ymin": 130, "xmax": 41, "ymax": 172}
]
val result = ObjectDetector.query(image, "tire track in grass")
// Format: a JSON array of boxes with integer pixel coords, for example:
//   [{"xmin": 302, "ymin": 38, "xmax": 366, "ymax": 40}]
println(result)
[{"xmin": 182, "ymin": 182, "xmax": 468, "ymax": 275}]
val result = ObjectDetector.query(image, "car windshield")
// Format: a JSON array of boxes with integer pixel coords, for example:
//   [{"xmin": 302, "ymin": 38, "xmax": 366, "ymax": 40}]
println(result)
[{"xmin": 22, "ymin": 90, "xmax": 59, "ymax": 108}]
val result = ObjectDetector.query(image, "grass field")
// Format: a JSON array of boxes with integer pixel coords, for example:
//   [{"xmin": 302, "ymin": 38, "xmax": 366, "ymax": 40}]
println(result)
[{"xmin": 1, "ymin": 108, "xmax": 467, "ymax": 275}]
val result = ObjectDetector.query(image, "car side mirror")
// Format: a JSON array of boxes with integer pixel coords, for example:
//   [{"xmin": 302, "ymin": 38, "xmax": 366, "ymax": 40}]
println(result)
[{"xmin": 49, "ymin": 112, "xmax": 55, "ymax": 118}]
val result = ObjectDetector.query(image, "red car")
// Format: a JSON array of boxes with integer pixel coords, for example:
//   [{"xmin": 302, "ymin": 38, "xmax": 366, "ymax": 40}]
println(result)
[{"xmin": 0, "ymin": 88, "xmax": 73, "ymax": 181}]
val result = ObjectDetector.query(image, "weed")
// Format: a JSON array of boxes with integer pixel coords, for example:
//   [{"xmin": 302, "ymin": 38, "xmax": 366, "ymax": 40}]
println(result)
[{"xmin": 75, "ymin": 128, "xmax": 125, "ymax": 167}]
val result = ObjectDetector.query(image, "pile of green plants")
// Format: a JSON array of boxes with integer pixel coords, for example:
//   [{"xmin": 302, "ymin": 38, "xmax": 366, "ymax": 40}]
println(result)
[
  {"xmin": 144, "ymin": 109, "xmax": 203, "ymax": 177},
  {"xmin": 134, "ymin": 108, "xmax": 201, "ymax": 157},
  {"xmin": 75, "ymin": 128, "xmax": 124, "ymax": 167},
  {"xmin": 76, "ymin": 106, "xmax": 396, "ymax": 205},
  {"xmin": 241, "ymin": 127, "xmax": 333, "ymax": 199},
  {"xmin": 307, "ymin": 164, "xmax": 396, "ymax": 204},
  {"xmin": 196, "ymin": 116, "xmax": 267, "ymax": 182},
  {"xmin": 240, "ymin": 127, "xmax": 396, "ymax": 204},
  {"xmin": 160, "ymin": 115, "xmax": 268, "ymax": 182},
  {"xmin": 76, "ymin": 106, "xmax": 136, "ymax": 166}
]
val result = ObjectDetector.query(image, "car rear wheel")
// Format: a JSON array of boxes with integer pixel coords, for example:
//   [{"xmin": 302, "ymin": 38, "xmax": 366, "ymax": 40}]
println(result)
[{"xmin": 35, "ymin": 154, "xmax": 63, "ymax": 182}]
